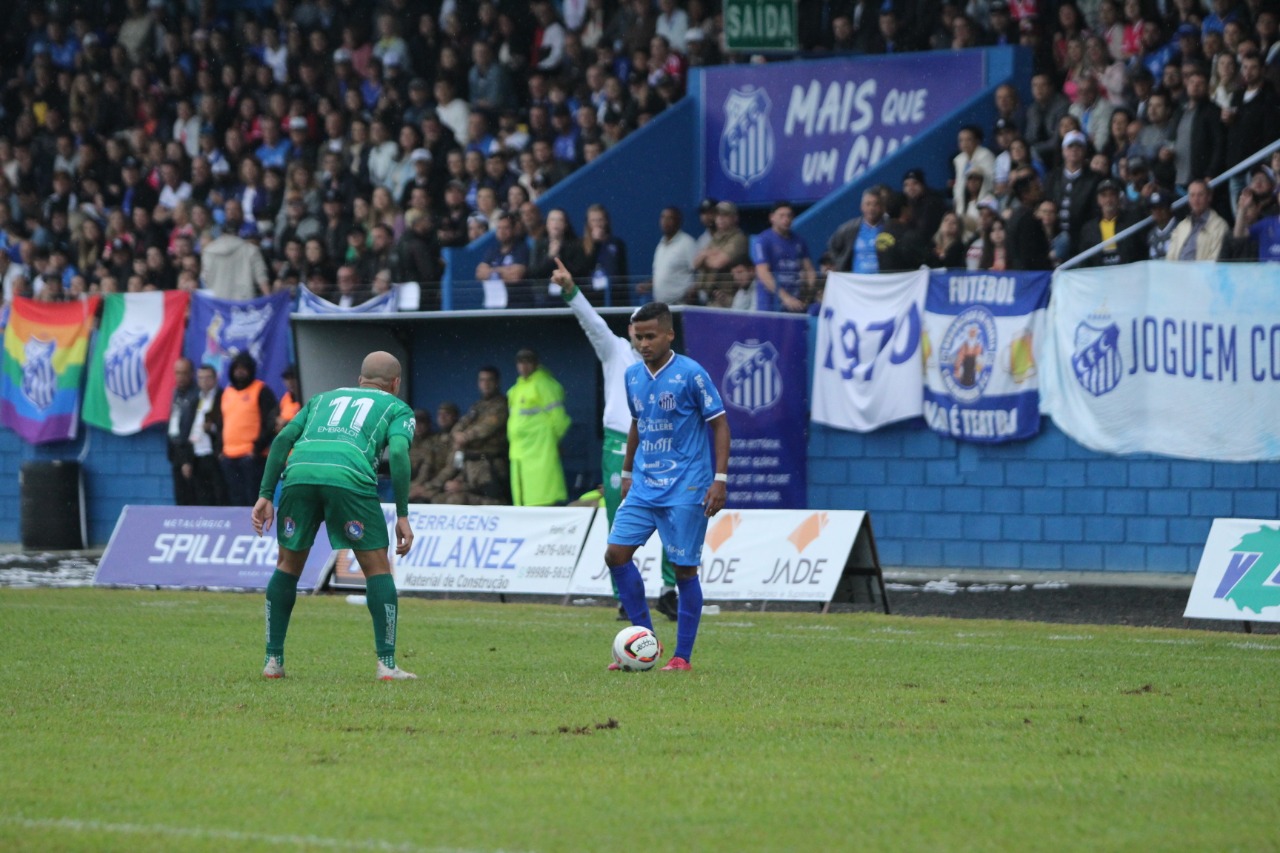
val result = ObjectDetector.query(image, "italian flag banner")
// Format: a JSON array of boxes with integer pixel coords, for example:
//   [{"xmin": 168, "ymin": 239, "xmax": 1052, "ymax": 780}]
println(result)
[{"xmin": 84, "ymin": 291, "xmax": 191, "ymax": 435}]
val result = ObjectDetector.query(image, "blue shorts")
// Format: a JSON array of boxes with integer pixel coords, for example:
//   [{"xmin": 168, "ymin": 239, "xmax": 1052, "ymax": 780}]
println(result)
[{"xmin": 608, "ymin": 501, "xmax": 708, "ymax": 567}]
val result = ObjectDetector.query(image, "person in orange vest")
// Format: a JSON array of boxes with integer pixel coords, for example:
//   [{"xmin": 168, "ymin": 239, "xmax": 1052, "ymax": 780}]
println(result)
[
  {"xmin": 275, "ymin": 364, "xmax": 302, "ymax": 432},
  {"xmin": 221, "ymin": 351, "xmax": 279, "ymax": 506}
]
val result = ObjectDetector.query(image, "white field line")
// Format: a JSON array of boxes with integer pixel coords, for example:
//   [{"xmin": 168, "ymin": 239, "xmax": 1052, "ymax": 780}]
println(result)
[
  {"xmin": 715, "ymin": 628, "xmax": 1280, "ymax": 662},
  {"xmin": 0, "ymin": 815, "xmax": 530, "ymax": 853}
]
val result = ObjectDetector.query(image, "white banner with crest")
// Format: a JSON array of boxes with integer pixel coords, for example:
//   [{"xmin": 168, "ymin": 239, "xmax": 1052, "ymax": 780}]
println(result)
[{"xmin": 1040, "ymin": 262, "xmax": 1280, "ymax": 461}]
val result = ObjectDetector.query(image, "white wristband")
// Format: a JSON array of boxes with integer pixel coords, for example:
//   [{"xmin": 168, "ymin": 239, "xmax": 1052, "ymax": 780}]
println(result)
[
  {"xmin": 620, "ymin": 470, "xmax": 632, "ymax": 479},
  {"xmin": 714, "ymin": 473, "xmax": 728, "ymax": 483}
]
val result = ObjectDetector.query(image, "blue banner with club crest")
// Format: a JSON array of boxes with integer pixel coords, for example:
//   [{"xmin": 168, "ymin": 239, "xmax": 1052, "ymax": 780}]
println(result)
[
  {"xmin": 922, "ymin": 270, "xmax": 1050, "ymax": 443},
  {"xmin": 184, "ymin": 290, "xmax": 292, "ymax": 398},
  {"xmin": 1041, "ymin": 262, "xmax": 1280, "ymax": 461},
  {"xmin": 683, "ymin": 308, "xmax": 808, "ymax": 508},
  {"xmin": 700, "ymin": 52, "xmax": 984, "ymax": 206}
]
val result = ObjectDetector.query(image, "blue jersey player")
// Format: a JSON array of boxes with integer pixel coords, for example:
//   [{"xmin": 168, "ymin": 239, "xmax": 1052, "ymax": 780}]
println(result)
[
  {"xmin": 750, "ymin": 200, "xmax": 816, "ymax": 313},
  {"xmin": 605, "ymin": 301, "xmax": 731, "ymax": 672}
]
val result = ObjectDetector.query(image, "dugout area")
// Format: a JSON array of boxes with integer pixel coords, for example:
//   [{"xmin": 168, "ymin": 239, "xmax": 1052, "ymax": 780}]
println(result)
[{"xmin": 292, "ymin": 306, "xmax": 682, "ymax": 497}]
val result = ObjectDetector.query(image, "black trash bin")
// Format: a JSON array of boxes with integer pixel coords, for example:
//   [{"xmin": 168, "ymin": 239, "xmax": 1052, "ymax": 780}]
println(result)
[{"xmin": 20, "ymin": 460, "xmax": 87, "ymax": 550}]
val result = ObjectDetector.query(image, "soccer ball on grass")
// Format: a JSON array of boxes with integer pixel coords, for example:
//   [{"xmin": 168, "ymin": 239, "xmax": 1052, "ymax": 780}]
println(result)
[{"xmin": 612, "ymin": 625, "xmax": 662, "ymax": 671}]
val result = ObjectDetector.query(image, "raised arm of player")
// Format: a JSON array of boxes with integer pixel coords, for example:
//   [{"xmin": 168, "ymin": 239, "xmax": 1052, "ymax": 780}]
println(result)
[{"xmin": 704, "ymin": 413, "xmax": 731, "ymax": 517}]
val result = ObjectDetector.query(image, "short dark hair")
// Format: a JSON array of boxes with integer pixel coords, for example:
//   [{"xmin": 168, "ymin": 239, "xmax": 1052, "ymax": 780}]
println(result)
[
  {"xmin": 630, "ymin": 301, "xmax": 673, "ymax": 327},
  {"xmin": 770, "ymin": 200, "xmax": 794, "ymax": 214},
  {"xmin": 1012, "ymin": 174, "xmax": 1039, "ymax": 200},
  {"xmin": 479, "ymin": 365, "xmax": 500, "ymax": 381}
]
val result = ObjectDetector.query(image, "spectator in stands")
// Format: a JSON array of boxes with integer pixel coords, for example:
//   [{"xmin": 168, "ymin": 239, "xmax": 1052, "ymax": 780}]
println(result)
[
  {"xmin": 753, "ymin": 201, "xmax": 815, "ymax": 312},
  {"xmin": 529, "ymin": 208, "xmax": 586, "ymax": 294},
  {"xmin": 476, "ymin": 212, "xmax": 532, "ymax": 308},
  {"xmin": 329, "ymin": 265, "xmax": 370, "ymax": 308},
  {"xmin": 1223, "ymin": 53, "xmax": 1279, "ymax": 214},
  {"xmin": 1144, "ymin": 189, "xmax": 1179, "ymax": 259},
  {"xmin": 693, "ymin": 202, "xmax": 750, "ymax": 304},
  {"xmin": 1231, "ymin": 178, "xmax": 1280, "ymax": 262},
  {"xmin": 1077, "ymin": 178, "xmax": 1145, "ymax": 265},
  {"xmin": 1167, "ymin": 179, "xmax": 1229, "ymax": 260},
  {"xmin": 902, "ymin": 168, "xmax": 948, "ymax": 242},
  {"xmin": 1047, "ymin": 130, "xmax": 1101, "ymax": 258},
  {"xmin": 638, "ymin": 206, "xmax": 697, "ymax": 304},
  {"xmin": 395, "ymin": 210, "xmax": 441, "ymax": 309},
  {"xmin": 436, "ymin": 181, "xmax": 473, "ymax": 248},
  {"xmin": 692, "ymin": 197, "xmax": 719, "ymax": 253},
  {"xmin": 407, "ymin": 403, "xmax": 456, "ymax": 502},
  {"xmin": 201, "ymin": 220, "xmax": 270, "ymax": 300},
  {"xmin": 1069, "ymin": 75, "xmax": 1117, "ymax": 152},
  {"xmin": 581, "ymin": 203, "xmax": 629, "ymax": 307},
  {"xmin": 929, "ymin": 211, "xmax": 971, "ymax": 269},
  {"xmin": 1008, "ymin": 174, "xmax": 1054, "ymax": 270},
  {"xmin": 1172, "ymin": 66, "xmax": 1226, "ymax": 190},
  {"xmin": 469, "ymin": 41, "xmax": 514, "ymax": 114},
  {"xmin": 826, "ymin": 188, "xmax": 889, "ymax": 273},
  {"xmin": 1025, "ymin": 72, "xmax": 1072, "ymax": 167},
  {"xmin": 952, "ymin": 125, "xmax": 996, "ymax": 215},
  {"xmin": 958, "ymin": 171, "xmax": 992, "ymax": 234},
  {"xmin": 991, "ymin": 119, "xmax": 1021, "ymax": 199},
  {"xmin": 977, "ymin": 218, "xmax": 1010, "ymax": 270}
]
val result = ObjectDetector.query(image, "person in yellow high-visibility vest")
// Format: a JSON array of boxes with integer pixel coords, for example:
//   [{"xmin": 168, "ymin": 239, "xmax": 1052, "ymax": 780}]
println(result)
[{"xmin": 507, "ymin": 348, "xmax": 570, "ymax": 506}]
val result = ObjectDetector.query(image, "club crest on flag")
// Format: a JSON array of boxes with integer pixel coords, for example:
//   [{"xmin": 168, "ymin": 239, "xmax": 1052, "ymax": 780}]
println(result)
[
  {"xmin": 1071, "ymin": 319, "xmax": 1123, "ymax": 397},
  {"xmin": 720, "ymin": 86, "xmax": 774, "ymax": 187},
  {"xmin": 103, "ymin": 327, "xmax": 151, "ymax": 401},
  {"xmin": 21, "ymin": 338, "xmax": 56, "ymax": 411},
  {"xmin": 724, "ymin": 341, "xmax": 782, "ymax": 414},
  {"xmin": 939, "ymin": 307, "xmax": 997, "ymax": 404}
]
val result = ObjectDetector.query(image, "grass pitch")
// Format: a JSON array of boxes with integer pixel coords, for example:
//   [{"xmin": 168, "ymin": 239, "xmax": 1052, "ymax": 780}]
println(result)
[{"xmin": 2, "ymin": 588, "xmax": 1278, "ymax": 853}]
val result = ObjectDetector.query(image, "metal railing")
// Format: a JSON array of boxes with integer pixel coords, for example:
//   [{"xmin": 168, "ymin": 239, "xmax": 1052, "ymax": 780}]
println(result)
[{"xmin": 1058, "ymin": 138, "xmax": 1280, "ymax": 271}]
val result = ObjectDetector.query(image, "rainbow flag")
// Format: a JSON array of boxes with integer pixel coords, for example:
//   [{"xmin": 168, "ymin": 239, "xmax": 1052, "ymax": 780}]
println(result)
[{"xmin": 0, "ymin": 296, "xmax": 101, "ymax": 444}]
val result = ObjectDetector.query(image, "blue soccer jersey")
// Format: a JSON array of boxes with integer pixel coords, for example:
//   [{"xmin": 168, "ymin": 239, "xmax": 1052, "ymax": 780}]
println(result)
[
  {"xmin": 625, "ymin": 352, "xmax": 725, "ymax": 506},
  {"xmin": 750, "ymin": 228, "xmax": 811, "ymax": 312}
]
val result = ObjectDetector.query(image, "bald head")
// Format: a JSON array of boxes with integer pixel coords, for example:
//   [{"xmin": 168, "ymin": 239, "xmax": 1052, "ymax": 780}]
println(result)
[{"xmin": 359, "ymin": 351, "xmax": 402, "ymax": 391}]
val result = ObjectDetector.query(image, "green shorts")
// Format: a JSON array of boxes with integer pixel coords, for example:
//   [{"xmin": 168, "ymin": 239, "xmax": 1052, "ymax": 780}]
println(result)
[
  {"xmin": 602, "ymin": 427, "xmax": 628, "ymax": 525},
  {"xmin": 277, "ymin": 483, "xmax": 389, "ymax": 552}
]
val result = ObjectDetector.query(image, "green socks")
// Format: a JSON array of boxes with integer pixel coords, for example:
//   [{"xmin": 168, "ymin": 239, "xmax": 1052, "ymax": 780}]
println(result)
[
  {"xmin": 365, "ymin": 573, "xmax": 399, "ymax": 669},
  {"xmin": 264, "ymin": 569, "xmax": 299, "ymax": 666}
]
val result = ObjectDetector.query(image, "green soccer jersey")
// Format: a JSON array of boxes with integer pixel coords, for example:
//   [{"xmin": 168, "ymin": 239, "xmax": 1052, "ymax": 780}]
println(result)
[{"xmin": 279, "ymin": 387, "xmax": 415, "ymax": 495}]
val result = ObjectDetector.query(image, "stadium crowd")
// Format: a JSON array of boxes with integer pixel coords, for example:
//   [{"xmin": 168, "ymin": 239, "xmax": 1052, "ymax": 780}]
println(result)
[{"xmin": 0, "ymin": 0, "xmax": 1277, "ymax": 318}]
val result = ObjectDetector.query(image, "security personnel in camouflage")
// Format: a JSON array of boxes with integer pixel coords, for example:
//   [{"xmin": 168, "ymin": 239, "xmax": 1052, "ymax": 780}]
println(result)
[
  {"xmin": 425, "ymin": 366, "xmax": 510, "ymax": 504},
  {"xmin": 409, "ymin": 402, "xmax": 459, "ymax": 502}
]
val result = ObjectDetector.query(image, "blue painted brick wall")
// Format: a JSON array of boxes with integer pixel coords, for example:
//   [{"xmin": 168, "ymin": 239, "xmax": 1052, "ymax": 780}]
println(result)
[
  {"xmin": 0, "ymin": 426, "xmax": 172, "ymax": 546},
  {"xmin": 809, "ymin": 419, "xmax": 1277, "ymax": 575},
  {"xmin": 1, "ymin": 411, "xmax": 1273, "ymax": 574}
]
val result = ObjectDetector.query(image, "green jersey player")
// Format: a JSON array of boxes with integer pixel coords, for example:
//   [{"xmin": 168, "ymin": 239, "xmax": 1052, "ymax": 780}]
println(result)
[{"xmin": 251, "ymin": 351, "xmax": 417, "ymax": 681}]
